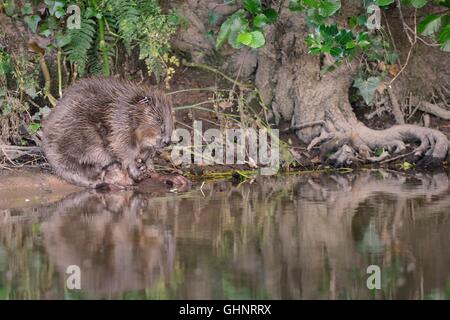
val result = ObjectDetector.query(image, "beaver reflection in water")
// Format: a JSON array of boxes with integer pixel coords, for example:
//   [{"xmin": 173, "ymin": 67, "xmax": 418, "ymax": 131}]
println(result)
[{"xmin": 42, "ymin": 77, "xmax": 190, "ymax": 190}]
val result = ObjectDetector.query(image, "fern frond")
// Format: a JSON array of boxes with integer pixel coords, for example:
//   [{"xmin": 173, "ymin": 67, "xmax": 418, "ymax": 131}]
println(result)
[
  {"xmin": 105, "ymin": 0, "xmax": 179, "ymax": 80},
  {"xmin": 106, "ymin": 0, "xmax": 140, "ymax": 52},
  {"xmin": 87, "ymin": 32, "xmax": 116, "ymax": 75},
  {"xmin": 65, "ymin": 18, "xmax": 96, "ymax": 76}
]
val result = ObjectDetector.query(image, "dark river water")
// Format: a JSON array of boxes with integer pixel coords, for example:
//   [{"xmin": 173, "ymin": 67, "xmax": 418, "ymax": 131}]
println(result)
[{"xmin": 1, "ymin": 170, "xmax": 450, "ymax": 299}]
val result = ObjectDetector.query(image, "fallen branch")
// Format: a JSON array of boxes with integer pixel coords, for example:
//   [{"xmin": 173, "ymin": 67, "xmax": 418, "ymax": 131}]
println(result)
[
  {"xmin": 0, "ymin": 145, "xmax": 44, "ymax": 163},
  {"xmin": 380, "ymin": 150, "xmax": 416, "ymax": 164},
  {"xmin": 365, "ymin": 105, "xmax": 390, "ymax": 120},
  {"xmin": 418, "ymin": 101, "xmax": 450, "ymax": 120}
]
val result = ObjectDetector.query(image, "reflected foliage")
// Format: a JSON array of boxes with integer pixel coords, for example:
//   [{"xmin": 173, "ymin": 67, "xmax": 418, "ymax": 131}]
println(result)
[{"xmin": 1, "ymin": 171, "xmax": 450, "ymax": 299}]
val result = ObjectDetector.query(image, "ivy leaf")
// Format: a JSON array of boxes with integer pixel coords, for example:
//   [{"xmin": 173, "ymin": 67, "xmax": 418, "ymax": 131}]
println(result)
[
  {"xmin": 253, "ymin": 13, "xmax": 269, "ymax": 28},
  {"xmin": 216, "ymin": 17, "xmax": 234, "ymax": 49},
  {"xmin": 319, "ymin": 24, "xmax": 339, "ymax": 37},
  {"xmin": 237, "ymin": 32, "xmax": 253, "ymax": 46},
  {"xmin": 410, "ymin": 0, "xmax": 428, "ymax": 8},
  {"xmin": 216, "ymin": 10, "xmax": 247, "ymax": 50},
  {"xmin": 356, "ymin": 32, "xmax": 371, "ymax": 48},
  {"xmin": 349, "ymin": 15, "xmax": 367, "ymax": 29},
  {"xmin": 318, "ymin": 0, "xmax": 341, "ymax": 18},
  {"xmin": 228, "ymin": 16, "xmax": 249, "ymax": 49},
  {"xmin": 418, "ymin": 14, "xmax": 442, "ymax": 36},
  {"xmin": 330, "ymin": 46, "xmax": 343, "ymax": 58},
  {"xmin": 41, "ymin": 29, "xmax": 52, "ymax": 37},
  {"xmin": 55, "ymin": 33, "xmax": 71, "ymax": 48},
  {"xmin": 44, "ymin": 0, "xmax": 65, "ymax": 16},
  {"xmin": 4, "ymin": 0, "xmax": 15, "ymax": 16},
  {"xmin": 353, "ymin": 77, "xmax": 381, "ymax": 105},
  {"xmin": 438, "ymin": 24, "xmax": 450, "ymax": 51},
  {"xmin": 236, "ymin": 30, "xmax": 265, "ymax": 48},
  {"xmin": 335, "ymin": 30, "xmax": 353, "ymax": 46},
  {"xmin": 24, "ymin": 15, "xmax": 41, "ymax": 33},
  {"xmin": 21, "ymin": 3, "xmax": 33, "ymax": 15},
  {"xmin": 54, "ymin": 7, "xmax": 66, "ymax": 19},
  {"xmin": 243, "ymin": 0, "xmax": 262, "ymax": 14},
  {"xmin": 28, "ymin": 123, "xmax": 42, "ymax": 135},
  {"xmin": 248, "ymin": 30, "xmax": 265, "ymax": 48},
  {"xmin": 306, "ymin": 34, "xmax": 324, "ymax": 54},
  {"xmin": 263, "ymin": 8, "xmax": 278, "ymax": 23},
  {"xmin": 374, "ymin": 0, "xmax": 395, "ymax": 6}
]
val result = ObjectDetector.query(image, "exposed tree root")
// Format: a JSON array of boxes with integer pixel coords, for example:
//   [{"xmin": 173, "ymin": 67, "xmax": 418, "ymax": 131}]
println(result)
[
  {"xmin": 304, "ymin": 109, "xmax": 450, "ymax": 168},
  {"xmin": 387, "ymin": 87, "xmax": 405, "ymax": 124}
]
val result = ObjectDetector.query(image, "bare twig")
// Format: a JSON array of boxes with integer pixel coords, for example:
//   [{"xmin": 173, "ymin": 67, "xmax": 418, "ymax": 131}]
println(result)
[{"xmin": 182, "ymin": 60, "xmax": 253, "ymax": 89}]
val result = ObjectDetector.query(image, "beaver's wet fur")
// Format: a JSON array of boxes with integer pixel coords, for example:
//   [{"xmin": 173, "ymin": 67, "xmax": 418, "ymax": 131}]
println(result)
[{"xmin": 42, "ymin": 77, "xmax": 189, "ymax": 189}]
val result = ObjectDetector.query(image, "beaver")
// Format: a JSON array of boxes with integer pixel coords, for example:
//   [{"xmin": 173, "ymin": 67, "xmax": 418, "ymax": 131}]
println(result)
[{"xmin": 42, "ymin": 76, "xmax": 191, "ymax": 189}]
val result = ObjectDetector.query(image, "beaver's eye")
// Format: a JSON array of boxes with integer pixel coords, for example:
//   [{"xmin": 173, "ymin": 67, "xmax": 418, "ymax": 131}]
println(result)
[{"xmin": 138, "ymin": 96, "xmax": 150, "ymax": 104}]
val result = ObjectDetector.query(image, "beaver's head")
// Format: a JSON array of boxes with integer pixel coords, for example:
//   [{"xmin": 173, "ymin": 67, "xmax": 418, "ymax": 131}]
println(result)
[{"xmin": 133, "ymin": 92, "xmax": 174, "ymax": 150}]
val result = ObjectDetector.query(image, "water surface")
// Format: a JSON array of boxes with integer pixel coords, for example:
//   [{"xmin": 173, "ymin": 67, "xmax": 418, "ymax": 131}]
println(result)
[{"xmin": 1, "ymin": 170, "xmax": 450, "ymax": 299}]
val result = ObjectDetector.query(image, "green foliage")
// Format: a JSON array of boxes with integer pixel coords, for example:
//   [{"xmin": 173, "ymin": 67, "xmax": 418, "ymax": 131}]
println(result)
[
  {"xmin": 0, "ymin": 0, "xmax": 182, "ymax": 148},
  {"xmin": 374, "ymin": 0, "xmax": 394, "ymax": 6},
  {"xmin": 407, "ymin": 0, "xmax": 428, "ymax": 8},
  {"xmin": 306, "ymin": 25, "xmax": 371, "ymax": 62},
  {"xmin": 374, "ymin": 146, "xmax": 385, "ymax": 157},
  {"xmin": 65, "ymin": 17, "xmax": 96, "ymax": 76},
  {"xmin": 2, "ymin": 0, "xmax": 15, "ymax": 16},
  {"xmin": 0, "ymin": 50, "xmax": 42, "ymax": 145},
  {"xmin": 216, "ymin": 10, "xmax": 248, "ymax": 49},
  {"xmin": 353, "ymin": 76, "xmax": 381, "ymax": 105},
  {"xmin": 215, "ymin": 2, "xmax": 278, "ymax": 50},
  {"xmin": 289, "ymin": 0, "xmax": 342, "ymax": 25},
  {"xmin": 0, "ymin": 49, "xmax": 12, "ymax": 76},
  {"xmin": 215, "ymin": 0, "xmax": 449, "ymax": 105},
  {"xmin": 371, "ymin": 0, "xmax": 450, "ymax": 52},
  {"xmin": 399, "ymin": 161, "xmax": 414, "ymax": 170},
  {"xmin": 217, "ymin": 0, "xmax": 450, "ymax": 55},
  {"xmin": 23, "ymin": 14, "xmax": 41, "ymax": 33},
  {"xmin": 27, "ymin": 122, "xmax": 41, "ymax": 134},
  {"xmin": 418, "ymin": 11, "xmax": 450, "ymax": 52},
  {"xmin": 107, "ymin": 0, "xmax": 180, "ymax": 80},
  {"xmin": 290, "ymin": 1, "xmax": 376, "ymax": 63},
  {"xmin": 16, "ymin": 0, "xmax": 180, "ymax": 80}
]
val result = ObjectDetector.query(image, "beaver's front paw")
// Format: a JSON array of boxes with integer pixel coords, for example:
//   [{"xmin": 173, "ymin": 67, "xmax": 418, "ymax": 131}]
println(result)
[
  {"xmin": 101, "ymin": 162, "xmax": 134, "ymax": 188},
  {"xmin": 128, "ymin": 158, "xmax": 148, "ymax": 182}
]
